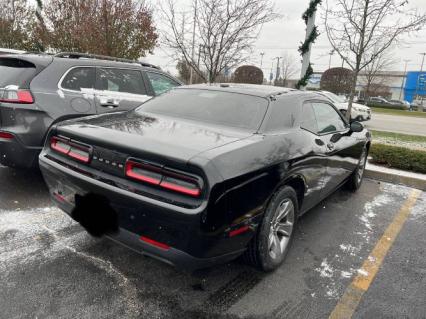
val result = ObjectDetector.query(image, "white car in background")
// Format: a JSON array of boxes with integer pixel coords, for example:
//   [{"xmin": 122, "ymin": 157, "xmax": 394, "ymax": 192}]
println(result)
[{"xmin": 318, "ymin": 90, "xmax": 372, "ymax": 121}]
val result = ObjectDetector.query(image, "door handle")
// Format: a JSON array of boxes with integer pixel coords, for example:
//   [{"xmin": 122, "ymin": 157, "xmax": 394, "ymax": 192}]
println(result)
[
  {"xmin": 315, "ymin": 138, "xmax": 325, "ymax": 146},
  {"xmin": 99, "ymin": 97, "xmax": 119, "ymax": 108},
  {"xmin": 326, "ymin": 143, "xmax": 335, "ymax": 151}
]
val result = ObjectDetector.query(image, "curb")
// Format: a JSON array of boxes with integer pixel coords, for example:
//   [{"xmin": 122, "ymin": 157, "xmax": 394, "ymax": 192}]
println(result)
[{"xmin": 365, "ymin": 162, "xmax": 426, "ymax": 191}]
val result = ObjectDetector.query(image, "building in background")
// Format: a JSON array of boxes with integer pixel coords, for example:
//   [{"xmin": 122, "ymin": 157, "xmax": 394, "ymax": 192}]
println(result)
[
  {"xmin": 404, "ymin": 71, "xmax": 426, "ymax": 103},
  {"xmin": 306, "ymin": 70, "xmax": 426, "ymax": 102}
]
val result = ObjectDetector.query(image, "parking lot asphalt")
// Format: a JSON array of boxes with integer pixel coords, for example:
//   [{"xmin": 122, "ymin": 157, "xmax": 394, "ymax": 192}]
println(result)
[{"xmin": 0, "ymin": 165, "xmax": 425, "ymax": 319}]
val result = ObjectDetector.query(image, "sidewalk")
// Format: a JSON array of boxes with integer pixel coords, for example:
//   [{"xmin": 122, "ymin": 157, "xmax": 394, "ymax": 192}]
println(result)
[{"xmin": 365, "ymin": 162, "xmax": 426, "ymax": 191}]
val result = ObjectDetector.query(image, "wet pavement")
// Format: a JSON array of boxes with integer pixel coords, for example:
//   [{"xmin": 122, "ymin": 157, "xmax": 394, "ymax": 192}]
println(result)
[{"xmin": 0, "ymin": 165, "xmax": 425, "ymax": 318}]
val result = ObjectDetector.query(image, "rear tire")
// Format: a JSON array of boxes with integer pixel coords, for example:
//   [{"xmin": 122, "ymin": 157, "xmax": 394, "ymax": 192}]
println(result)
[
  {"xmin": 346, "ymin": 146, "xmax": 368, "ymax": 191},
  {"xmin": 243, "ymin": 186, "xmax": 298, "ymax": 272}
]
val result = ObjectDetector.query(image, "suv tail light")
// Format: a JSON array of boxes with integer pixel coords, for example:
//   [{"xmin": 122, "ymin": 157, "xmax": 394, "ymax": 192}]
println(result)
[
  {"xmin": 50, "ymin": 136, "xmax": 91, "ymax": 163},
  {"xmin": 0, "ymin": 131, "xmax": 14, "ymax": 139},
  {"xmin": 0, "ymin": 89, "xmax": 34, "ymax": 104},
  {"xmin": 125, "ymin": 159, "xmax": 202, "ymax": 197}
]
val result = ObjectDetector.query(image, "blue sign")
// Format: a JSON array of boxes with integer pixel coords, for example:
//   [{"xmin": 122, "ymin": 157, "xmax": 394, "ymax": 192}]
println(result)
[
  {"xmin": 404, "ymin": 71, "xmax": 426, "ymax": 102},
  {"xmin": 269, "ymin": 72, "xmax": 273, "ymax": 81},
  {"xmin": 308, "ymin": 74, "xmax": 321, "ymax": 85},
  {"xmin": 419, "ymin": 74, "xmax": 426, "ymax": 90}
]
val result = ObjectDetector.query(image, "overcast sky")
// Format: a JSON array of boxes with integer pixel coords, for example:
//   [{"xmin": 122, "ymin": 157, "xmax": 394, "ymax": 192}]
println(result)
[{"xmin": 145, "ymin": 0, "xmax": 426, "ymax": 77}]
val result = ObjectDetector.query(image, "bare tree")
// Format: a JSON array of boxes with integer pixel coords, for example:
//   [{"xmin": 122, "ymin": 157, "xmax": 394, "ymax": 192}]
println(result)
[
  {"xmin": 160, "ymin": 0, "xmax": 278, "ymax": 83},
  {"xmin": 280, "ymin": 51, "xmax": 299, "ymax": 86},
  {"xmin": 324, "ymin": 0, "xmax": 426, "ymax": 120},
  {"xmin": 359, "ymin": 50, "xmax": 397, "ymax": 100}
]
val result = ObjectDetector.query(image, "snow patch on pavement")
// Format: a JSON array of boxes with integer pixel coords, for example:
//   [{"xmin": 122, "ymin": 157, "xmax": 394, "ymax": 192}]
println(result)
[
  {"xmin": 315, "ymin": 259, "xmax": 334, "ymax": 278},
  {"xmin": 314, "ymin": 184, "xmax": 406, "ymax": 299},
  {"xmin": 339, "ymin": 244, "xmax": 359, "ymax": 256},
  {"xmin": 357, "ymin": 269, "xmax": 369, "ymax": 276},
  {"xmin": 0, "ymin": 207, "xmax": 89, "ymax": 276},
  {"xmin": 409, "ymin": 193, "xmax": 426, "ymax": 221},
  {"xmin": 0, "ymin": 207, "xmax": 142, "ymax": 317},
  {"xmin": 361, "ymin": 192, "xmax": 392, "ymax": 232}
]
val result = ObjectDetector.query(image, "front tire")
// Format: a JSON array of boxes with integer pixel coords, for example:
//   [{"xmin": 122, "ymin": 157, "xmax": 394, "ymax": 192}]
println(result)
[
  {"xmin": 346, "ymin": 146, "xmax": 368, "ymax": 191},
  {"xmin": 243, "ymin": 186, "xmax": 298, "ymax": 272}
]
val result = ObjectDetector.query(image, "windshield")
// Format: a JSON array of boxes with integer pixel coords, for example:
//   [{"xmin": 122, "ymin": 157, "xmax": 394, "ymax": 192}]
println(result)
[
  {"xmin": 322, "ymin": 91, "xmax": 346, "ymax": 103},
  {"xmin": 135, "ymin": 88, "xmax": 269, "ymax": 130}
]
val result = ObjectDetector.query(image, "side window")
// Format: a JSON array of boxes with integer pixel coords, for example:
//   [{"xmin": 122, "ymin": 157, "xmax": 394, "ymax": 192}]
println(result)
[
  {"xmin": 61, "ymin": 67, "xmax": 96, "ymax": 91},
  {"xmin": 312, "ymin": 102, "xmax": 347, "ymax": 134},
  {"xmin": 98, "ymin": 68, "xmax": 146, "ymax": 95},
  {"xmin": 146, "ymin": 72, "xmax": 180, "ymax": 95},
  {"xmin": 300, "ymin": 103, "xmax": 318, "ymax": 133}
]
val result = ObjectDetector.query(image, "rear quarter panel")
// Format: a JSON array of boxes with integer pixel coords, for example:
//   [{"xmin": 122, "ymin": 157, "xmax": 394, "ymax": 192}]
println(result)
[{"xmin": 192, "ymin": 131, "xmax": 324, "ymax": 235}]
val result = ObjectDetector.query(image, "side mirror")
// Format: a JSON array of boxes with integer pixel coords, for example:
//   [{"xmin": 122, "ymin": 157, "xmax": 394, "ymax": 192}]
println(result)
[{"xmin": 350, "ymin": 121, "xmax": 363, "ymax": 133}]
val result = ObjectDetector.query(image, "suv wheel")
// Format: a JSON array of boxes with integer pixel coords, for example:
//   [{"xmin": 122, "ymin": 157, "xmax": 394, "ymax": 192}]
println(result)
[{"xmin": 243, "ymin": 186, "xmax": 298, "ymax": 272}]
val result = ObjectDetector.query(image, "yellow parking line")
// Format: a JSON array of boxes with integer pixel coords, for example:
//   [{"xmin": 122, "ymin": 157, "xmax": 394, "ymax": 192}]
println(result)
[{"xmin": 329, "ymin": 189, "xmax": 422, "ymax": 319}]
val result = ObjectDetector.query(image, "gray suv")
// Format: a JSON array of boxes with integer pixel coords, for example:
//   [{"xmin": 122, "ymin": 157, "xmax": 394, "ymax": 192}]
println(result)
[{"xmin": 0, "ymin": 52, "xmax": 182, "ymax": 168}]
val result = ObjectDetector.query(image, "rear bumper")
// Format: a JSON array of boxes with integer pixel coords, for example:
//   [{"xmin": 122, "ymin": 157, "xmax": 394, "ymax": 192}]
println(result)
[
  {"xmin": 39, "ymin": 155, "xmax": 249, "ymax": 271},
  {"xmin": 0, "ymin": 133, "xmax": 41, "ymax": 168},
  {"xmin": 107, "ymin": 228, "xmax": 243, "ymax": 271}
]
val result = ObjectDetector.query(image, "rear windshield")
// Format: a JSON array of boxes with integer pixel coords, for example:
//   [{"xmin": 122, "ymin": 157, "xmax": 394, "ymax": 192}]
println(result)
[
  {"xmin": 135, "ymin": 88, "xmax": 269, "ymax": 130},
  {"xmin": 0, "ymin": 58, "xmax": 36, "ymax": 88}
]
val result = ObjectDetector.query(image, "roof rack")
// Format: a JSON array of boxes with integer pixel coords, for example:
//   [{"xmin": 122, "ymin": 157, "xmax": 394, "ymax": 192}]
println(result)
[
  {"xmin": 139, "ymin": 61, "xmax": 161, "ymax": 70},
  {"xmin": 55, "ymin": 52, "xmax": 137, "ymax": 64},
  {"xmin": 54, "ymin": 52, "xmax": 161, "ymax": 69}
]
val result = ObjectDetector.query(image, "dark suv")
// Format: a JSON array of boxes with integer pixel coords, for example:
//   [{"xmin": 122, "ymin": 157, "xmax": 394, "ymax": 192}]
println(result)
[{"xmin": 0, "ymin": 52, "xmax": 182, "ymax": 168}]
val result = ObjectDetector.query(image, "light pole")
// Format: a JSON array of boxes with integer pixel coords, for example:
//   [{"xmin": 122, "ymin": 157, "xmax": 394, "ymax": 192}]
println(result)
[
  {"xmin": 189, "ymin": 0, "xmax": 197, "ymax": 84},
  {"xmin": 399, "ymin": 59, "xmax": 410, "ymax": 100},
  {"xmin": 328, "ymin": 49, "xmax": 334, "ymax": 69},
  {"xmin": 274, "ymin": 56, "xmax": 282, "ymax": 84},
  {"xmin": 260, "ymin": 52, "xmax": 265, "ymax": 68}
]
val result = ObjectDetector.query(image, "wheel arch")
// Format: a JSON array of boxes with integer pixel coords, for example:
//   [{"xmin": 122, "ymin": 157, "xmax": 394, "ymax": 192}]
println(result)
[{"xmin": 280, "ymin": 174, "xmax": 307, "ymax": 211}]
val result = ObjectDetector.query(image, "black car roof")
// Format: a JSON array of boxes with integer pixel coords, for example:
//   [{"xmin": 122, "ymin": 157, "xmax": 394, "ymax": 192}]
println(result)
[{"xmin": 174, "ymin": 83, "xmax": 322, "ymax": 99}]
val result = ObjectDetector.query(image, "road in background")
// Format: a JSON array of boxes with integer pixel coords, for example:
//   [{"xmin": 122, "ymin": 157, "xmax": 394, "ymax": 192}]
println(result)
[
  {"xmin": 0, "ymin": 166, "xmax": 425, "ymax": 318},
  {"xmin": 366, "ymin": 113, "xmax": 426, "ymax": 136}
]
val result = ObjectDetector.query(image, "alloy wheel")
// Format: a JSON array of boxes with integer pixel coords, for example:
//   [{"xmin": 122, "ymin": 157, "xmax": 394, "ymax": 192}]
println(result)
[
  {"xmin": 357, "ymin": 148, "xmax": 367, "ymax": 183},
  {"xmin": 268, "ymin": 199, "xmax": 295, "ymax": 260}
]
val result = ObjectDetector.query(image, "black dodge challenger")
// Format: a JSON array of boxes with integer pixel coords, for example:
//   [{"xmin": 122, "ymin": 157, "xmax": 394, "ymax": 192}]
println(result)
[{"xmin": 39, "ymin": 84, "xmax": 371, "ymax": 272}]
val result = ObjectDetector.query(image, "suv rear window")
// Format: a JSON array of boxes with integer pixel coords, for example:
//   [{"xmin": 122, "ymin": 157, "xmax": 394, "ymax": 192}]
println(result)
[
  {"xmin": 0, "ymin": 58, "xmax": 36, "ymax": 88},
  {"xmin": 136, "ymin": 88, "xmax": 268, "ymax": 130}
]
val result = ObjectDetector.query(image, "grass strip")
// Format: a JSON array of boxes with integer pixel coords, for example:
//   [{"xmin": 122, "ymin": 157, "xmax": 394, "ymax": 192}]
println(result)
[{"xmin": 370, "ymin": 143, "xmax": 426, "ymax": 174}]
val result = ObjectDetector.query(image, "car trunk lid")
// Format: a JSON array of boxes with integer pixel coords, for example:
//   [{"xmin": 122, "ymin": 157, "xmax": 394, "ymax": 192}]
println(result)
[{"xmin": 54, "ymin": 111, "xmax": 254, "ymax": 166}]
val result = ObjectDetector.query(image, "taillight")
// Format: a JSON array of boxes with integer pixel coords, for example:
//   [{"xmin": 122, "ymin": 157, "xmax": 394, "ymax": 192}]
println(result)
[
  {"xmin": 160, "ymin": 175, "xmax": 201, "ymax": 197},
  {"xmin": 50, "ymin": 136, "xmax": 91, "ymax": 163},
  {"xmin": 125, "ymin": 159, "xmax": 202, "ymax": 197},
  {"xmin": 51, "ymin": 137, "xmax": 71, "ymax": 154},
  {"xmin": 0, "ymin": 89, "xmax": 34, "ymax": 104},
  {"xmin": 0, "ymin": 131, "xmax": 14, "ymax": 139},
  {"xmin": 125, "ymin": 161, "xmax": 162, "ymax": 185},
  {"xmin": 68, "ymin": 145, "xmax": 91, "ymax": 163}
]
